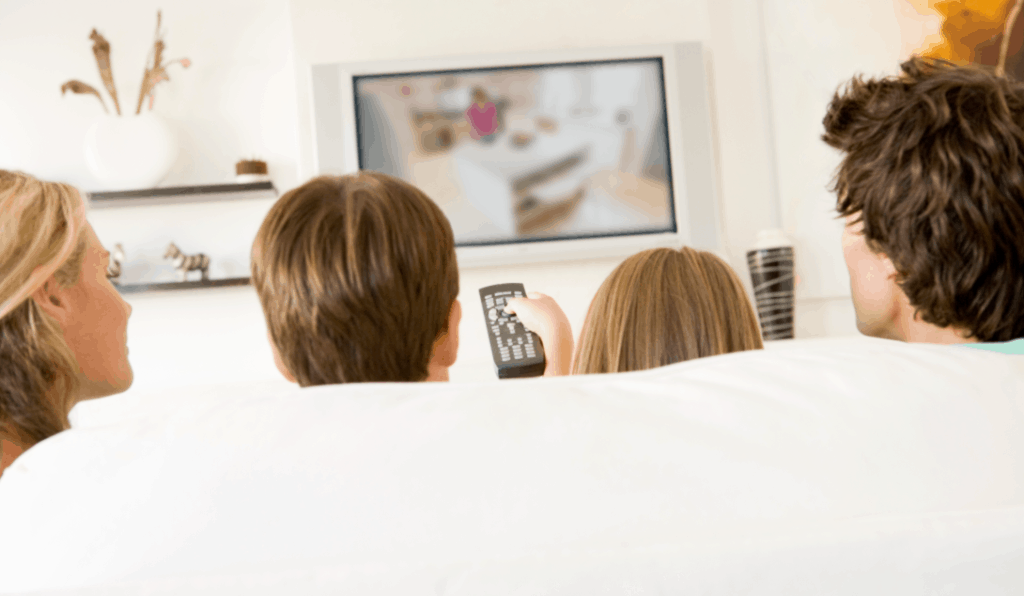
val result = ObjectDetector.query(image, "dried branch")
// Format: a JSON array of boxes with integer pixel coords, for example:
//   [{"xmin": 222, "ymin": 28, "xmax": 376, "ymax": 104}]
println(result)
[
  {"xmin": 135, "ymin": 12, "xmax": 161, "ymax": 115},
  {"xmin": 135, "ymin": 11, "xmax": 164, "ymax": 114},
  {"xmin": 997, "ymin": 0, "xmax": 1024, "ymax": 77},
  {"xmin": 152, "ymin": 11, "xmax": 164, "ymax": 67},
  {"xmin": 89, "ymin": 29, "xmax": 121, "ymax": 115},
  {"xmin": 60, "ymin": 80, "xmax": 109, "ymax": 113},
  {"xmin": 135, "ymin": 11, "xmax": 191, "ymax": 114},
  {"xmin": 137, "ymin": 58, "xmax": 191, "ymax": 114}
]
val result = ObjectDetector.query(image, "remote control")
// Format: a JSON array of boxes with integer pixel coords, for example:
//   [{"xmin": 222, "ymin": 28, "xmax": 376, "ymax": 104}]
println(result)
[{"xmin": 479, "ymin": 283, "xmax": 546, "ymax": 379}]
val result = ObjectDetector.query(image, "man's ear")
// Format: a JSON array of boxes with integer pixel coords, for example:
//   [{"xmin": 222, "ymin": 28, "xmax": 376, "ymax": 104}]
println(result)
[
  {"xmin": 880, "ymin": 252, "xmax": 899, "ymax": 280},
  {"xmin": 30, "ymin": 278, "xmax": 71, "ymax": 327}
]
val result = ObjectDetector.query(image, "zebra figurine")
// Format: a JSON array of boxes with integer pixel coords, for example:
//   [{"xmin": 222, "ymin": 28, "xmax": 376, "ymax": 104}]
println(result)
[
  {"xmin": 107, "ymin": 243, "xmax": 125, "ymax": 284},
  {"xmin": 163, "ymin": 242, "xmax": 210, "ymax": 282}
]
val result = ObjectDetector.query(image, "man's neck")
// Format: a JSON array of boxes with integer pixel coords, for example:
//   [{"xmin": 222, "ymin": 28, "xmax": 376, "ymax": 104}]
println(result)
[{"xmin": 893, "ymin": 306, "xmax": 978, "ymax": 344}]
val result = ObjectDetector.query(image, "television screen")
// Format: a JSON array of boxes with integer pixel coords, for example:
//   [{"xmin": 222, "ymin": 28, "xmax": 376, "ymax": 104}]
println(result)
[{"xmin": 353, "ymin": 57, "xmax": 677, "ymax": 246}]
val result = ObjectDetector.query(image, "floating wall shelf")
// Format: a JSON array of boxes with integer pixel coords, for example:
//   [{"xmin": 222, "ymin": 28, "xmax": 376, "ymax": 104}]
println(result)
[
  {"xmin": 114, "ymin": 277, "xmax": 252, "ymax": 295},
  {"xmin": 91, "ymin": 182, "xmax": 278, "ymax": 294},
  {"xmin": 89, "ymin": 181, "xmax": 277, "ymax": 209}
]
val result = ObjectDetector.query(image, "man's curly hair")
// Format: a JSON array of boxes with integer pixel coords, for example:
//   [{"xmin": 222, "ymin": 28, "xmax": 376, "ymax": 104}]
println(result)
[{"xmin": 823, "ymin": 56, "xmax": 1024, "ymax": 342}]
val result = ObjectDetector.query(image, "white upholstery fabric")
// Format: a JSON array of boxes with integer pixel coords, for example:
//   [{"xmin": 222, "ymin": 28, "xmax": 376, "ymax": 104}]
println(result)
[{"xmin": 0, "ymin": 337, "xmax": 1022, "ymax": 594}]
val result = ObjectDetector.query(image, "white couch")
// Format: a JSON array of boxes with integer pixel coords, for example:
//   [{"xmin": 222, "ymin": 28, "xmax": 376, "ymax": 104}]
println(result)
[{"xmin": 1, "ymin": 337, "xmax": 1022, "ymax": 595}]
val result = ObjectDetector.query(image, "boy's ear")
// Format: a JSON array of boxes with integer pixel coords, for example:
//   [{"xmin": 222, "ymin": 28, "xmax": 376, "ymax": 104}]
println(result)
[
  {"xmin": 30, "ymin": 279, "xmax": 71, "ymax": 327},
  {"xmin": 268, "ymin": 330, "xmax": 298, "ymax": 384},
  {"xmin": 431, "ymin": 299, "xmax": 461, "ymax": 369}
]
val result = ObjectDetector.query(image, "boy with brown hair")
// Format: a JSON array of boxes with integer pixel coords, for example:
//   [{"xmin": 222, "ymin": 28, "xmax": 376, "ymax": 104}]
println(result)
[
  {"xmin": 251, "ymin": 171, "xmax": 462, "ymax": 385},
  {"xmin": 823, "ymin": 56, "xmax": 1024, "ymax": 352}
]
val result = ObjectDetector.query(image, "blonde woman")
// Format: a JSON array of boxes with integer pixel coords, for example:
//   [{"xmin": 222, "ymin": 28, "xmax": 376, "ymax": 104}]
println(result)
[
  {"xmin": 505, "ymin": 247, "xmax": 764, "ymax": 376},
  {"xmin": 0, "ymin": 171, "xmax": 133, "ymax": 477}
]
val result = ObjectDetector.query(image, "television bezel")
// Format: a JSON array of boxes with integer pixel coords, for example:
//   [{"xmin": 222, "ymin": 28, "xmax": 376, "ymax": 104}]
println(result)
[{"xmin": 298, "ymin": 43, "xmax": 724, "ymax": 268}]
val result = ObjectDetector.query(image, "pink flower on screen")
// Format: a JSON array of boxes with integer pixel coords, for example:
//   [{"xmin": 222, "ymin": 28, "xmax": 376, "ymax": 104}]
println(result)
[{"xmin": 466, "ymin": 102, "xmax": 498, "ymax": 137}]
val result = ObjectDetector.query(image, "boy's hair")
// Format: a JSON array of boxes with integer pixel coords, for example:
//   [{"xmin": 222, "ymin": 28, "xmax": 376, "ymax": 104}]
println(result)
[
  {"xmin": 823, "ymin": 57, "xmax": 1024, "ymax": 341},
  {"xmin": 251, "ymin": 172, "xmax": 458, "ymax": 385},
  {"xmin": 573, "ymin": 247, "xmax": 763, "ymax": 374}
]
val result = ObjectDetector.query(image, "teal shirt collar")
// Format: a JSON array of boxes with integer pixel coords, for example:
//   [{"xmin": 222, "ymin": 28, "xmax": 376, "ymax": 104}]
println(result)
[{"xmin": 961, "ymin": 338, "xmax": 1024, "ymax": 355}]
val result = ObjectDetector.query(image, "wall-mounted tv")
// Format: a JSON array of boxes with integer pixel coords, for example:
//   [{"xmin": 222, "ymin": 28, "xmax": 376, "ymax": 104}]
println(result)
[{"xmin": 302, "ymin": 43, "xmax": 722, "ymax": 267}]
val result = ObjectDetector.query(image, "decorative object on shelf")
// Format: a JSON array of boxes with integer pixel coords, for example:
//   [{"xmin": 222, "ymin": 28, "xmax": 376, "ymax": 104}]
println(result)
[
  {"xmin": 235, "ymin": 159, "xmax": 270, "ymax": 183},
  {"xmin": 62, "ymin": 11, "xmax": 191, "ymax": 191},
  {"xmin": 84, "ymin": 113, "xmax": 177, "ymax": 191},
  {"xmin": 747, "ymin": 229, "xmax": 795, "ymax": 340},
  {"xmin": 107, "ymin": 243, "xmax": 125, "ymax": 284},
  {"xmin": 163, "ymin": 242, "xmax": 210, "ymax": 282}
]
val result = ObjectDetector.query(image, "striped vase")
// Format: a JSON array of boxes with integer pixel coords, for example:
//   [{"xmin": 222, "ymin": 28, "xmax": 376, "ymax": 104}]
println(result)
[{"xmin": 746, "ymin": 230, "xmax": 795, "ymax": 340}]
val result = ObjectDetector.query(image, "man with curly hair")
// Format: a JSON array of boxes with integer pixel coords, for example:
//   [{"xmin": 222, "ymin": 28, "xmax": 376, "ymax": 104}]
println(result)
[{"xmin": 823, "ymin": 56, "xmax": 1024, "ymax": 353}]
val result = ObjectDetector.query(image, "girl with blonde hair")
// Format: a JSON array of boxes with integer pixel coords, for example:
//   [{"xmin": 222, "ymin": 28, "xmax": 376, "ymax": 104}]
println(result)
[
  {"xmin": 0, "ymin": 170, "xmax": 133, "ymax": 477},
  {"xmin": 505, "ymin": 246, "xmax": 763, "ymax": 376}
]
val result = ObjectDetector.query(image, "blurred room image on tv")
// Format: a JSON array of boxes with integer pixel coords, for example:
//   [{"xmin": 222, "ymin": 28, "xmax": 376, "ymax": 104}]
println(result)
[{"xmin": 354, "ymin": 58, "xmax": 677, "ymax": 246}]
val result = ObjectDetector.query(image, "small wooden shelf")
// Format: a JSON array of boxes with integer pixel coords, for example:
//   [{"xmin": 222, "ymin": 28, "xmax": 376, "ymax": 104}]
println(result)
[
  {"xmin": 89, "ymin": 182, "xmax": 277, "ymax": 208},
  {"xmin": 115, "ymin": 277, "xmax": 251, "ymax": 294}
]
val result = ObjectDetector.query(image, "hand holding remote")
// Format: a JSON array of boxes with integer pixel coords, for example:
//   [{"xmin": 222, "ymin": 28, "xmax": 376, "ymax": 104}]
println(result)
[{"xmin": 503, "ymin": 292, "xmax": 574, "ymax": 377}]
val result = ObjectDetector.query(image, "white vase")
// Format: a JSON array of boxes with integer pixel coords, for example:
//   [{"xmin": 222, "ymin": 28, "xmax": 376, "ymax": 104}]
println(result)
[{"xmin": 84, "ymin": 113, "xmax": 177, "ymax": 191}]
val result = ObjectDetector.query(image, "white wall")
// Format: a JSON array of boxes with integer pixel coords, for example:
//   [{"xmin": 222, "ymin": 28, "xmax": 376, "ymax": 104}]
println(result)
[
  {"xmin": 0, "ymin": 0, "xmax": 300, "ymax": 192},
  {"xmin": 762, "ymin": 0, "xmax": 905, "ymax": 299},
  {"xmin": 1, "ymin": 0, "xmax": 920, "ymax": 394}
]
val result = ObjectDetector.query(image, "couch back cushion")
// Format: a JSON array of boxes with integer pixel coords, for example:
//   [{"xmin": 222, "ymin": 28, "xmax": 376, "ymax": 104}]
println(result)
[{"xmin": 0, "ymin": 337, "xmax": 1022, "ymax": 593}]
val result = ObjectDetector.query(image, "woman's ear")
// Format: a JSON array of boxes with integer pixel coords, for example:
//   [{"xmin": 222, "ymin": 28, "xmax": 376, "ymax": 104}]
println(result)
[{"xmin": 30, "ymin": 278, "xmax": 71, "ymax": 327}]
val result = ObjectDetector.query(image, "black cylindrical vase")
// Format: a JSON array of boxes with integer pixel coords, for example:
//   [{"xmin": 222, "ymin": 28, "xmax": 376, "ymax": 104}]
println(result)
[{"xmin": 746, "ymin": 230, "xmax": 795, "ymax": 340}]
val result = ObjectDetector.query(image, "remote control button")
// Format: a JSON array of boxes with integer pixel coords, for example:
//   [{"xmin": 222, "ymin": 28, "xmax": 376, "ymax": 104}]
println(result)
[
  {"xmin": 507, "ymin": 323, "xmax": 516, "ymax": 334},
  {"xmin": 488, "ymin": 308, "xmax": 497, "ymax": 322}
]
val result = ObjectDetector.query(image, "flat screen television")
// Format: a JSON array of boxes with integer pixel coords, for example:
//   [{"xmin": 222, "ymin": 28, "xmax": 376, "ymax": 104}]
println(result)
[{"xmin": 301, "ymin": 43, "xmax": 723, "ymax": 267}]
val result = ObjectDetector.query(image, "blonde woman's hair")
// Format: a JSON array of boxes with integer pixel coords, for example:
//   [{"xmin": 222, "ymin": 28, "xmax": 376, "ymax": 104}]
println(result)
[
  {"xmin": 0, "ymin": 170, "xmax": 87, "ymax": 447},
  {"xmin": 573, "ymin": 247, "xmax": 763, "ymax": 374}
]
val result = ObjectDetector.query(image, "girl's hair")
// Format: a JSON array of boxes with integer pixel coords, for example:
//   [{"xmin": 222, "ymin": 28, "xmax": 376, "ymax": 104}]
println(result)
[
  {"xmin": 573, "ymin": 247, "xmax": 763, "ymax": 374},
  {"xmin": 0, "ymin": 170, "xmax": 88, "ymax": 447}
]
